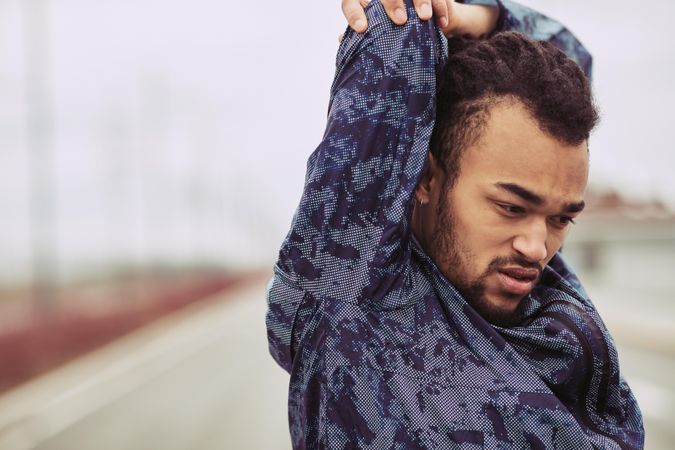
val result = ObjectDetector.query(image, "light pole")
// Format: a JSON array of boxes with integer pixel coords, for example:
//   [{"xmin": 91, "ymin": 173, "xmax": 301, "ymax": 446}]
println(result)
[{"xmin": 24, "ymin": 0, "xmax": 56, "ymax": 313}]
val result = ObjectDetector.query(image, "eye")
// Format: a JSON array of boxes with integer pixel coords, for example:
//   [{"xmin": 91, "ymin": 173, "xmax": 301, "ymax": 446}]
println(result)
[
  {"xmin": 497, "ymin": 203, "xmax": 526, "ymax": 216},
  {"xmin": 551, "ymin": 215, "xmax": 576, "ymax": 228}
]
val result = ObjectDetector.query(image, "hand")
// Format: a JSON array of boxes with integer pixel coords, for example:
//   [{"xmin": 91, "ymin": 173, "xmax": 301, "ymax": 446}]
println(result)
[
  {"xmin": 341, "ymin": 0, "xmax": 498, "ymax": 38},
  {"xmin": 341, "ymin": 0, "xmax": 449, "ymax": 33}
]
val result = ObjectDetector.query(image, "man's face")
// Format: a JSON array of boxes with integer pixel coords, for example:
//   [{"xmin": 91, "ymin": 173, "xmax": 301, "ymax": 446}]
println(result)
[{"xmin": 415, "ymin": 99, "xmax": 589, "ymax": 327}]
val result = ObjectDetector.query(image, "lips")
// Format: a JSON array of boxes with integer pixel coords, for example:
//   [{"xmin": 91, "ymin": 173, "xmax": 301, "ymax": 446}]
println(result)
[{"xmin": 496, "ymin": 266, "xmax": 541, "ymax": 296}]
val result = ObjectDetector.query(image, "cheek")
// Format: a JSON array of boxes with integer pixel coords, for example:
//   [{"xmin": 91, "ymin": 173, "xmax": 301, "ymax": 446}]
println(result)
[
  {"xmin": 452, "ymin": 203, "xmax": 507, "ymax": 265},
  {"xmin": 467, "ymin": 203, "xmax": 513, "ymax": 248},
  {"xmin": 447, "ymin": 182, "xmax": 523, "ymax": 269}
]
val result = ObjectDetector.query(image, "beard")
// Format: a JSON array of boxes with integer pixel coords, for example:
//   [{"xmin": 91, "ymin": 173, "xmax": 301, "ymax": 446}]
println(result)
[
  {"xmin": 429, "ymin": 192, "xmax": 540, "ymax": 328},
  {"xmin": 453, "ymin": 256, "xmax": 536, "ymax": 327}
]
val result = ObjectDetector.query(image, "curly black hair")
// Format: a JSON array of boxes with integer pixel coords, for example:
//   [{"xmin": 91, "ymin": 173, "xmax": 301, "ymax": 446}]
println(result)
[{"xmin": 430, "ymin": 31, "xmax": 598, "ymax": 187}]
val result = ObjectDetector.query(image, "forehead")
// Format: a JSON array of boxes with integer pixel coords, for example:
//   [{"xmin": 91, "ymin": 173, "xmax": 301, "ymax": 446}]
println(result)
[{"xmin": 459, "ymin": 100, "xmax": 589, "ymax": 204}]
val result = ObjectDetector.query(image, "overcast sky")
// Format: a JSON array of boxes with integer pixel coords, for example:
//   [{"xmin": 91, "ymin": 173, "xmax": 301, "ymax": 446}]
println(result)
[{"xmin": 1, "ymin": 0, "xmax": 673, "ymax": 278}]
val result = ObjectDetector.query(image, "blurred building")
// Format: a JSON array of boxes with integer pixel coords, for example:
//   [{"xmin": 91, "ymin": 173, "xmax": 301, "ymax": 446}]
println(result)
[{"xmin": 564, "ymin": 188, "xmax": 675, "ymax": 290}]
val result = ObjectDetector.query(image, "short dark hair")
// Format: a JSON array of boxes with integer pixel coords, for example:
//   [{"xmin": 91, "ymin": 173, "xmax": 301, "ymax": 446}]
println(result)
[{"xmin": 430, "ymin": 31, "xmax": 598, "ymax": 187}]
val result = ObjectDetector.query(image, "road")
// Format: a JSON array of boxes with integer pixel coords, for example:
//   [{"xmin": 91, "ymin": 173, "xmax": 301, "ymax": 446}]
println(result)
[
  {"xmin": 0, "ymin": 277, "xmax": 671, "ymax": 449},
  {"xmin": 0, "ymin": 277, "xmax": 291, "ymax": 450}
]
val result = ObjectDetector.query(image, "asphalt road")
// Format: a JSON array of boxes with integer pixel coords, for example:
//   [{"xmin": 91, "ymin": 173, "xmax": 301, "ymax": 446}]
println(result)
[
  {"xmin": 0, "ymin": 277, "xmax": 291, "ymax": 450},
  {"xmin": 0, "ymin": 277, "xmax": 671, "ymax": 450}
]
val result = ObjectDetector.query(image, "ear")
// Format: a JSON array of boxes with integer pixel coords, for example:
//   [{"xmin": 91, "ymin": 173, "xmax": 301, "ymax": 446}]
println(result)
[{"xmin": 415, "ymin": 152, "xmax": 443, "ymax": 205}]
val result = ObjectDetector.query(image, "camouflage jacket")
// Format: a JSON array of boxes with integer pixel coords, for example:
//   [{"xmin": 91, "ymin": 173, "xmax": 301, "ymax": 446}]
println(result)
[{"xmin": 266, "ymin": 1, "xmax": 644, "ymax": 448}]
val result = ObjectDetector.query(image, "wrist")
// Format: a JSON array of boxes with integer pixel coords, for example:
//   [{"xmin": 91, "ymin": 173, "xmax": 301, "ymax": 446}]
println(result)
[{"xmin": 445, "ymin": 3, "xmax": 499, "ymax": 38}]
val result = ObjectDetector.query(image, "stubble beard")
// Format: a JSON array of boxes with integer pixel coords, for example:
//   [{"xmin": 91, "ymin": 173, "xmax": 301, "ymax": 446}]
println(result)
[{"xmin": 431, "ymin": 192, "xmax": 529, "ymax": 328}]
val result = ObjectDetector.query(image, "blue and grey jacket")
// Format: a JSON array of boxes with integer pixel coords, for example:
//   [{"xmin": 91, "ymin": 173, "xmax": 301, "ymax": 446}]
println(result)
[{"xmin": 266, "ymin": 1, "xmax": 644, "ymax": 448}]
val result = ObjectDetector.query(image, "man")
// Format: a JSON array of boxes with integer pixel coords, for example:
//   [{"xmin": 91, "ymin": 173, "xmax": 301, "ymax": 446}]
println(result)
[{"xmin": 267, "ymin": 1, "xmax": 644, "ymax": 448}]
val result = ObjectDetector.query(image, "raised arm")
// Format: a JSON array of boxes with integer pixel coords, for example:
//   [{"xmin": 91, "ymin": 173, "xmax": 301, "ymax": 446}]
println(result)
[
  {"xmin": 267, "ymin": 0, "xmax": 445, "ymax": 372},
  {"xmin": 278, "ymin": 0, "xmax": 443, "ymax": 292}
]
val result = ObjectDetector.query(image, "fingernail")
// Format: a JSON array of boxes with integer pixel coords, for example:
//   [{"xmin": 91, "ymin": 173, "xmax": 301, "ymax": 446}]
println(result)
[
  {"xmin": 355, "ymin": 19, "xmax": 366, "ymax": 31},
  {"xmin": 440, "ymin": 16, "xmax": 448, "ymax": 28},
  {"xmin": 420, "ymin": 3, "xmax": 432, "ymax": 18},
  {"xmin": 395, "ymin": 7, "xmax": 407, "ymax": 23}
]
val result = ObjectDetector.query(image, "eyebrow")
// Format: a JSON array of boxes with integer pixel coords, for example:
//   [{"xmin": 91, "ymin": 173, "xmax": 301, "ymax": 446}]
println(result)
[
  {"xmin": 495, "ymin": 182, "xmax": 586, "ymax": 213},
  {"xmin": 563, "ymin": 200, "xmax": 586, "ymax": 213},
  {"xmin": 495, "ymin": 182, "xmax": 543, "ymax": 205}
]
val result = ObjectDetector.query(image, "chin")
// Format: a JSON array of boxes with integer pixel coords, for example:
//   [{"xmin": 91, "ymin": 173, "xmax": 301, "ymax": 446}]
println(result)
[
  {"xmin": 473, "ymin": 292, "xmax": 526, "ymax": 327},
  {"xmin": 487, "ymin": 288, "xmax": 523, "ymax": 309}
]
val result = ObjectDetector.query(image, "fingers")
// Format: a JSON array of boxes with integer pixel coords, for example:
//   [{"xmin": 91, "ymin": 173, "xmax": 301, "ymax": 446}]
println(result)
[
  {"xmin": 442, "ymin": 0, "xmax": 460, "ymax": 36},
  {"xmin": 413, "ymin": 0, "xmax": 433, "ymax": 21},
  {"xmin": 431, "ymin": 0, "xmax": 449, "ymax": 28},
  {"xmin": 381, "ymin": 0, "xmax": 408, "ymax": 25},
  {"xmin": 343, "ymin": 0, "xmax": 446, "ymax": 33},
  {"xmin": 342, "ymin": 0, "xmax": 368, "ymax": 33}
]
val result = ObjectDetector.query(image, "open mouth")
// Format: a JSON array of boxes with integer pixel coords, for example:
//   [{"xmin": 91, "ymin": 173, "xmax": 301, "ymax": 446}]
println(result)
[{"xmin": 496, "ymin": 266, "xmax": 540, "ymax": 296}]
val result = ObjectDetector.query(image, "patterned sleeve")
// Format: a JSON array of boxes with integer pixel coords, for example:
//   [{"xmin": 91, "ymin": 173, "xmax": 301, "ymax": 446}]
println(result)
[
  {"xmin": 500, "ymin": 0, "xmax": 592, "ymax": 77},
  {"xmin": 266, "ymin": 0, "xmax": 444, "ymax": 372},
  {"xmin": 462, "ymin": 0, "xmax": 593, "ymax": 77},
  {"xmin": 274, "ymin": 0, "xmax": 444, "ymax": 300}
]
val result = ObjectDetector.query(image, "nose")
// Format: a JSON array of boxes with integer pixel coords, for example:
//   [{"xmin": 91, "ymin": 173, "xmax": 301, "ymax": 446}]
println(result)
[{"xmin": 512, "ymin": 220, "xmax": 548, "ymax": 263}]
